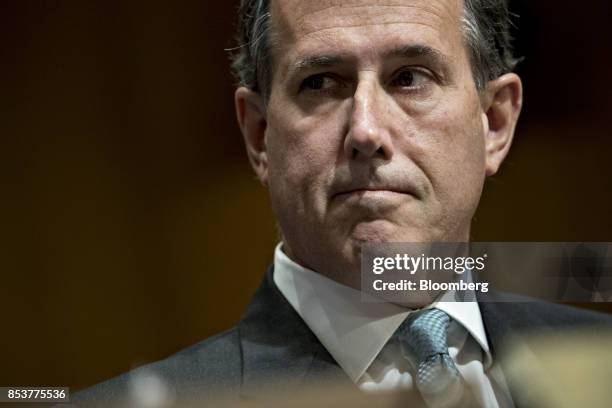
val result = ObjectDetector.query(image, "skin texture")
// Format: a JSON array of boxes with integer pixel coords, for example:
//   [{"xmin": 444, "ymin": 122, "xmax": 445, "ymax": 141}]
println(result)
[{"xmin": 235, "ymin": 0, "xmax": 522, "ymax": 290}]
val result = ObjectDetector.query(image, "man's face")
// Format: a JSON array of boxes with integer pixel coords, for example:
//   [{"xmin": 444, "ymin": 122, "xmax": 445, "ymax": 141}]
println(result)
[{"xmin": 239, "ymin": 0, "xmax": 518, "ymax": 284}]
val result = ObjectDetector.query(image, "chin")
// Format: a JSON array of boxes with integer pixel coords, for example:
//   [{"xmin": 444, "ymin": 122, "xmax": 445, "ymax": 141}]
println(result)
[{"xmin": 348, "ymin": 219, "xmax": 429, "ymax": 244}]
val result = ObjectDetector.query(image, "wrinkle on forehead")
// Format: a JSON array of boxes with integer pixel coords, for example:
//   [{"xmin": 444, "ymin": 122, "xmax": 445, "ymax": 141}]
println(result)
[
  {"xmin": 297, "ymin": 21, "xmax": 447, "ymax": 40},
  {"xmin": 273, "ymin": 0, "xmax": 462, "ymax": 38}
]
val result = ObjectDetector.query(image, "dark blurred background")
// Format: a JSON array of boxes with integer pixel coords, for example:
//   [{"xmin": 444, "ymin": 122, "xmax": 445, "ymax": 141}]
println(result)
[{"xmin": 1, "ymin": 0, "xmax": 610, "ymax": 391}]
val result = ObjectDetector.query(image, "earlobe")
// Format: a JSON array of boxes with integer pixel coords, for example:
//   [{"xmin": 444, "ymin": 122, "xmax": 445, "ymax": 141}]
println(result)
[
  {"xmin": 235, "ymin": 87, "xmax": 269, "ymax": 186},
  {"xmin": 483, "ymin": 73, "xmax": 523, "ymax": 176}
]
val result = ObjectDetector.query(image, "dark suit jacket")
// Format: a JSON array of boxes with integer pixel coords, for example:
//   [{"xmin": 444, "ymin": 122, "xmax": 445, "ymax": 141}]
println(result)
[{"xmin": 71, "ymin": 267, "xmax": 612, "ymax": 407}]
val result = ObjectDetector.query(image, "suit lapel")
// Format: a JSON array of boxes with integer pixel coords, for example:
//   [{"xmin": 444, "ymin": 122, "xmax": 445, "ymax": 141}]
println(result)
[
  {"xmin": 478, "ymin": 291, "xmax": 548, "ymax": 356},
  {"xmin": 238, "ymin": 267, "xmax": 353, "ymax": 399},
  {"xmin": 478, "ymin": 292, "xmax": 551, "ymax": 408}
]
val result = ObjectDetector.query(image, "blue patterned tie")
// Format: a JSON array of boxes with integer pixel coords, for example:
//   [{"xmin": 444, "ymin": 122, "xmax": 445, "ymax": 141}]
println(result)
[{"xmin": 396, "ymin": 309, "xmax": 472, "ymax": 407}]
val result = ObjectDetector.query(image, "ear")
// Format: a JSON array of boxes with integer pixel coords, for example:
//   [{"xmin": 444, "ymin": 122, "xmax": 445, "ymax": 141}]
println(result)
[
  {"xmin": 235, "ymin": 87, "xmax": 269, "ymax": 186},
  {"xmin": 482, "ymin": 73, "xmax": 523, "ymax": 176}
]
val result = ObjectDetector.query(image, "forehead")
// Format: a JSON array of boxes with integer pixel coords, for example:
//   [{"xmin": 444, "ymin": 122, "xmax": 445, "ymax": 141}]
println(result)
[{"xmin": 270, "ymin": 0, "xmax": 465, "ymax": 66}]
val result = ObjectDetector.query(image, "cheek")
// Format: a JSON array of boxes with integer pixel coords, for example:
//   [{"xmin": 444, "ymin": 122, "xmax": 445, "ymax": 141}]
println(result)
[
  {"xmin": 440, "ymin": 113, "xmax": 486, "ymax": 211},
  {"xmin": 265, "ymin": 106, "xmax": 345, "ymax": 211},
  {"xmin": 440, "ymin": 109, "xmax": 485, "ymax": 172},
  {"xmin": 410, "ymin": 96, "xmax": 487, "ymax": 206}
]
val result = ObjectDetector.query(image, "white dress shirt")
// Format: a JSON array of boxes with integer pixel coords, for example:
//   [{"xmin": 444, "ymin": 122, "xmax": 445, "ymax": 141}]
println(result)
[{"xmin": 272, "ymin": 243, "xmax": 515, "ymax": 407}]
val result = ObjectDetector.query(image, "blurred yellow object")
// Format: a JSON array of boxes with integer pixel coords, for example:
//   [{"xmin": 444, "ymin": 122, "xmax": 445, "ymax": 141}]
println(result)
[{"xmin": 503, "ymin": 330, "xmax": 612, "ymax": 408}]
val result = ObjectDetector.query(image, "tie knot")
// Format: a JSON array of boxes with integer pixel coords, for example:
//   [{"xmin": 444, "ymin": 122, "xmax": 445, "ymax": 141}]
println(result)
[{"xmin": 396, "ymin": 308, "xmax": 451, "ymax": 363}]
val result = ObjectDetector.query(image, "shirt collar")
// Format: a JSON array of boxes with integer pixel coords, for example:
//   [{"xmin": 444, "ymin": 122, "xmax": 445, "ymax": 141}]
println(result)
[
  {"xmin": 272, "ymin": 243, "xmax": 492, "ymax": 382},
  {"xmin": 436, "ymin": 295, "xmax": 492, "ymax": 368}
]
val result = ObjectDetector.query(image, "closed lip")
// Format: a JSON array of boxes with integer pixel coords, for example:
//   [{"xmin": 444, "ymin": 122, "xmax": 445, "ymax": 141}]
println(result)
[{"xmin": 332, "ymin": 187, "xmax": 417, "ymax": 199}]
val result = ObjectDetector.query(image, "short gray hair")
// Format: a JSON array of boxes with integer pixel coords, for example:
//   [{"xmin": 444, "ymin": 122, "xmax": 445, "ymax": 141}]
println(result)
[{"xmin": 229, "ymin": 0, "xmax": 518, "ymax": 96}]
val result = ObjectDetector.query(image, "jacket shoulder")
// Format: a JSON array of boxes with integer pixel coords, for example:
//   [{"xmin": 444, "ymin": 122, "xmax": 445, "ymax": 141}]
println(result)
[
  {"xmin": 524, "ymin": 300, "xmax": 612, "ymax": 327},
  {"xmin": 487, "ymin": 290, "xmax": 612, "ymax": 326},
  {"xmin": 69, "ymin": 327, "xmax": 242, "ymax": 407}
]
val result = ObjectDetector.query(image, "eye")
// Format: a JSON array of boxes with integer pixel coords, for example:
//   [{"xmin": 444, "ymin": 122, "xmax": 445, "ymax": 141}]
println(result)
[
  {"xmin": 394, "ymin": 71, "xmax": 416, "ymax": 87},
  {"xmin": 390, "ymin": 68, "xmax": 433, "ymax": 89},
  {"xmin": 299, "ymin": 73, "xmax": 339, "ymax": 92},
  {"xmin": 303, "ymin": 75, "xmax": 325, "ymax": 90}
]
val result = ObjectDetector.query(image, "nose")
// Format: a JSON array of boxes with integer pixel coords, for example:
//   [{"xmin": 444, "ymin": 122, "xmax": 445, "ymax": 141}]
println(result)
[{"xmin": 344, "ymin": 75, "xmax": 394, "ymax": 161}]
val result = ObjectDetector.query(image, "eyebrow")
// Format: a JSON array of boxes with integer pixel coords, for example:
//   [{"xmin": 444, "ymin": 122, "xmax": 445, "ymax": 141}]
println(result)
[
  {"xmin": 292, "ymin": 54, "xmax": 346, "ymax": 72},
  {"xmin": 288, "ymin": 44, "xmax": 450, "ymax": 77},
  {"xmin": 384, "ymin": 44, "xmax": 450, "ymax": 68}
]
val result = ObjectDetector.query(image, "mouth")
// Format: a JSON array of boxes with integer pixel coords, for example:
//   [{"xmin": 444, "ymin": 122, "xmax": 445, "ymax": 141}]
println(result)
[{"xmin": 332, "ymin": 188, "xmax": 417, "ymax": 201}]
